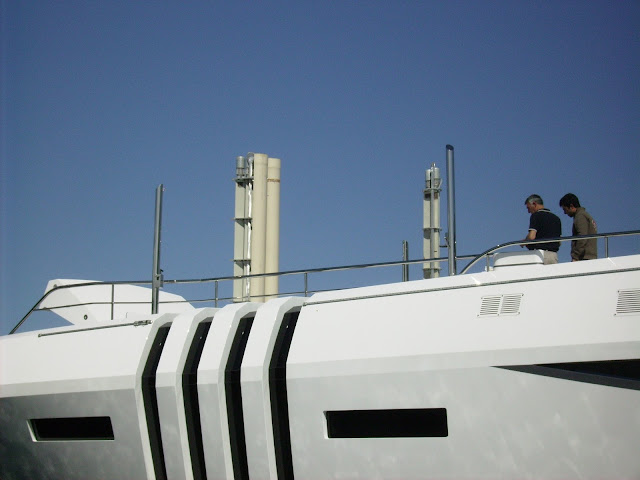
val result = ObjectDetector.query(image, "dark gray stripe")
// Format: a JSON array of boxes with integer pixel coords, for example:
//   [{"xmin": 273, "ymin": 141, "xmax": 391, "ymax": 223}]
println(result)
[{"xmin": 498, "ymin": 359, "xmax": 640, "ymax": 391}]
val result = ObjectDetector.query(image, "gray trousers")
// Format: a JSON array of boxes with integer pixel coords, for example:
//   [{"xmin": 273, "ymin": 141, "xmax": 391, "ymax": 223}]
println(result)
[{"xmin": 542, "ymin": 250, "xmax": 558, "ymax": 264}]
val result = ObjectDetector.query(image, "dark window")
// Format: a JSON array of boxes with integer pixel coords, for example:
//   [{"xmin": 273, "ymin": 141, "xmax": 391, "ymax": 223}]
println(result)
[
  {"xmin": 141, "ymin": 324, "xmax": 171, "ymax": 480},
  {"xmin": 30, "ymin": 416, "xmax": 114, "ymax": 441},
  {"xmin": 268, "ymin": 310, "xmax": 300, "ymax": 480},
  {"xmin": 326, "ymin": 408, "xmax": 448, "ymax": 438},
  {"xmin": 183, "ymin": 318, "xmax": 213, "ymax": 480},
  {"xmin": 225, "ymin": 315, "xmax": 254, "ymax": 480}
]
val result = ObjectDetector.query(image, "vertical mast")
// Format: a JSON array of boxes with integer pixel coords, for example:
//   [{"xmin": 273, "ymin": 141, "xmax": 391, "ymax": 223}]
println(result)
[
  {"xmin": 151, "ymin": 184, "xmax": 164, "ymax": 314},
  {"xmin": 233, "ymin": 156, "xmax": 251, "ymax": 301},
  {"xmin": 446, "ymin": 145, "xmax": 457, "ymax": 275},
  {"xmin": 423, "ymin": 163, "xmax": 442, "ymax": 278}
]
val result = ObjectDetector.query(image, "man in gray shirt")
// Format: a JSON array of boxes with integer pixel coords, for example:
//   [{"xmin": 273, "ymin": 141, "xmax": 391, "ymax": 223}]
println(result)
[{"xmin": 559, "ymin": 193, "xmax": 597, "ymax": 261}]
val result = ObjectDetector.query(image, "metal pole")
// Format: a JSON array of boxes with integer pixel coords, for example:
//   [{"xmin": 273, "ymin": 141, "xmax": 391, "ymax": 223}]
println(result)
[
  {"xmin": 152, "ymin": 184, "xmax": 164, "ymax": 314},
  {"xmin": 446, "ymin": 145, "xmax": 457, "ymax": 275},
  {"xmin": 402, "ymin": 241, "xmax": 409, "ymax": 282},
  {"xmin": 423, "ymin": 164, "xmax": 442, "ymax": 279}
]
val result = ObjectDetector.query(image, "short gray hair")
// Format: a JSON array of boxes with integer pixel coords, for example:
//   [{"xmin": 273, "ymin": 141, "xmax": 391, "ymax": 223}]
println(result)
[{"xmin": 525, "ymin": 194, "xmax": 543, "ymax": 205}]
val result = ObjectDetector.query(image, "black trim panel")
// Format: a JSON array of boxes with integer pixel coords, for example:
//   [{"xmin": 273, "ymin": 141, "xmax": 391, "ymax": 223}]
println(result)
[
  {"xmin": 183, "ymin": 318, "xmax": 213, "ymax": 480},
  {"xmin": 30, "ymin": 416, "xmax": 114, "ymax": 441},
  {"xmin": 326, "ymin": 408, "xmax": 448, "ymax": 438},
  {"xmin": 225, "ymin": 315, "xmax": 254, "ymax": 480},
  {"xmin": 499, "ymin": 359, "xmax": 640, "ymax": 390},
  {"xmin": 141, "ymin": 324, "xmax": 171, "ymax": 480},
  {"xmin": 268, "ymin": 310, "xmax": 300, "ymax": 480}
]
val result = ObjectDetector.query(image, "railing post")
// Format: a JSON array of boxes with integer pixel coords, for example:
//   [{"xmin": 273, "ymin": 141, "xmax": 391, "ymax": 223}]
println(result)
[
  {"xmin": 402, "ymin": 241, "xmax": 409, "ymax": 282},
  {"xmin": 304, "ymin": 272, "xmax": 308, "ymax": 297},
  {"xmin": 604, "ymin": 236, "xmax": 609, "ymax": 258},
  {"xmin": 111, "ymin": 284, "xmax": 115, "ymax": 320}
]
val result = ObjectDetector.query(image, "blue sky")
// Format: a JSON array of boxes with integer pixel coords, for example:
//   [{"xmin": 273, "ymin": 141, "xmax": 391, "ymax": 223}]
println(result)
[{"xmin": 2, "ymin": 1, "xmax": 639, "ymax": 334}]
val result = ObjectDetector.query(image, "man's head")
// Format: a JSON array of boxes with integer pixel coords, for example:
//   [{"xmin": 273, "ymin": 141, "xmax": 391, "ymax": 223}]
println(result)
[
  {"xmin": 559, "ymin": 193, "xmax": 581, "ymax": 217},
  {"xmin": 524, "ymin": 194, "xmax": 544, "ymax": 214}
]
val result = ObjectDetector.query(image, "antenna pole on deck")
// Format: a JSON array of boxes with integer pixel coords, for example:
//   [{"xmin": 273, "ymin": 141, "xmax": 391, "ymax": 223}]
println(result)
[
  {"xmin": 151, "ymin": 184, "xmax": 164, "ymax": 314},
  {"xmin": 446, "ymin": 145, "xmax": 457, "ymax": 275}
]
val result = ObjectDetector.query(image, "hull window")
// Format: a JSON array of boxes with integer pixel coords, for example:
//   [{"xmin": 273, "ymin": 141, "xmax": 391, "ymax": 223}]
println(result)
[
  {"xmin": 225, "ymin": 315, "xmax": 255, "ymax": 480},
  {"xmin": 141, "ymin": 324, "xmax": 172, "ymax": 480},
  {"xmin": 30, "ymin": 416, "xmax": 114, "ymax": 441},
  {"xmin": 269, "ymin": 310, "xmax": 300, "ymax": 480},
  {"xmin": 326, "ymin": 408, "xmax": 448, "ymax": 438},
  {"xmin": 183, "ymin": 318, "xmax": 213, "ymax": 480}
]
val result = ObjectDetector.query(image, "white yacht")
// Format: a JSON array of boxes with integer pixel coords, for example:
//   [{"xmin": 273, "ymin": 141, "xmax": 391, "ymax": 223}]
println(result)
[
  {"xmin": 1, "ymin": 242, "xmax": 639, "ymax": 479},
  {"xmin": 1, "ymin": 152, "xmax": 638, "ymax": 479}
]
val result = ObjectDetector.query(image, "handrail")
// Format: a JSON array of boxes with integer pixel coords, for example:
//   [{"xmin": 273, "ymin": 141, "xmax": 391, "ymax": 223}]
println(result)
[
  {"xmin": 460, "ymin": 230, "xmax": 640, "ymax": 274},
  {"xmin": 9, "ymin": 257, "xmax": 453, "ymax": 334},
  {"xmin": 9, "ymin": 279, "xmax": 153, "ymax": 334},
  {"xmin": 9, "ymin": 229, "xmax": 639, "ymax": 334}
]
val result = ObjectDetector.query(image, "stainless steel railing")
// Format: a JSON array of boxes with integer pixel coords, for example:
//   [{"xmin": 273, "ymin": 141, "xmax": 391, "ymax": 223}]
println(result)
[
  {"xmin": 459, "ymin": 230, "xmax": 640, "ymax": 274},
  {"xmin": 9, "ymin": 230, "xmax": 639, "ymax": 334}
]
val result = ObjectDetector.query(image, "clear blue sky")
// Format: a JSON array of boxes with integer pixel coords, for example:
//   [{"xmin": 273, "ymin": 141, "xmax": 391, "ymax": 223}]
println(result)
[{"xmin": 2, "ymin": 1, "xmax": 639, "ymax": 334}]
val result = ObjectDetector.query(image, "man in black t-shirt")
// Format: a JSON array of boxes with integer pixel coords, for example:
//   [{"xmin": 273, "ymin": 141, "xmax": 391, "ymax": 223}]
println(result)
[{"xmin": 522, "ymin": 194, "xmax": 562, "ymax": 264}]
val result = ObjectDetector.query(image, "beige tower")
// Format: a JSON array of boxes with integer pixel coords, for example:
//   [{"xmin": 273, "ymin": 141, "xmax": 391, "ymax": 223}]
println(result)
[{"xmin": 233, "ymin": 153, "xmax": 281, "ymax": 302}]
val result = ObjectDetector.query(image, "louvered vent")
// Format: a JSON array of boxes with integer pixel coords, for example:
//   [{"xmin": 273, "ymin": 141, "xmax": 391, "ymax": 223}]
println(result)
[
  {"xmin": 616, "ymin": 289, "xmax": 640, "ymax": 315},
  {"xmin": 479, "ymin": 294, "xmax": 523, "ymax": 317},
  {"xmin": 501, "ymin": 294, "xmax": 523, "ymax": 315}
]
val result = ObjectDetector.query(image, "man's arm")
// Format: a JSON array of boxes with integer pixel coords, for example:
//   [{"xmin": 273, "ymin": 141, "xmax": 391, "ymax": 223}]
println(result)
[{"xmin": 521, "ymin": 229, "xmax": 536, "ymax": 249}]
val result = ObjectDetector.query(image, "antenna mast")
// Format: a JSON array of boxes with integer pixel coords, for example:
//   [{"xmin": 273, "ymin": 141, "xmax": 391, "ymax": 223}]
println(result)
[{"xmin": 151, "ymin": 184, "xmax": 164, "ymax": 314}]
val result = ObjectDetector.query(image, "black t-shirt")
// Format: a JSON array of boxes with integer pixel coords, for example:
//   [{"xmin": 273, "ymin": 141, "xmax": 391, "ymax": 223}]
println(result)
[{"xmin": 528, "ymin": 208, "xmax": 561, "ymax": 252}]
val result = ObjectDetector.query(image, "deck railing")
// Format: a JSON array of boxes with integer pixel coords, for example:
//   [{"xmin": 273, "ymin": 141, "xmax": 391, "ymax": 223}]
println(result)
[
  {"xmin": 460, "ymin": 229, "xmax": 640, "ymax": 274},
  {"xmin": 9, "ymin": 230, "xmax": 639, "ymax": 334}
]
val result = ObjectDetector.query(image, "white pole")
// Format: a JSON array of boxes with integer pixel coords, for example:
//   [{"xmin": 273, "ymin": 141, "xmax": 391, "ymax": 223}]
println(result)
[
  {"xmin": 430, "ymin": 165, "xmax": 441, "ymax": 278},
  {"xmin": 265, "ymin": 157, "xmax": 281, "ymax": 300},
  {"xmin": 423, "ymin": 164, "xmax": 441, "ymax": 278},
  {"xmin": 250, "ymin": 153, "xmax": 268, "ymax": 302},
  {"xmin": 233, "ymin": 156, "xmax": 251, "ymax": 301},
  {"xmin": 423, "ymin": 169, "xmax": 432, "ymax": 278}
]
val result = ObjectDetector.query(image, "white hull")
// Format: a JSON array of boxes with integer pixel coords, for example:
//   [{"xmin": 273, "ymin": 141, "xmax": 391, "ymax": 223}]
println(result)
[{"xmin": 1, "ymin": 255, "xmax": 639, "ymax": 479}]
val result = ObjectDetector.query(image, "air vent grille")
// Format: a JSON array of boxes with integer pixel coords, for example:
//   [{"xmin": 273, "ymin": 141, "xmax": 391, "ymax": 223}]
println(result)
[
  {"xmin": 479, "ymin": 296, "xmax": 501, "ymax": 316},
  {"xmin": 616, "ymin": 289, "xmax": 640, "ymax": 315},
  {"xmin": 501, "ymin": 294, "xmax": 523, "ymax": 315},
  {"xmin": 479, "ymin": 294, "xmax": 523, "ymax": 317}
]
